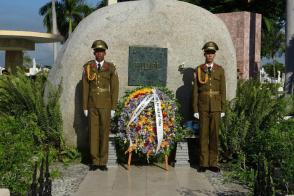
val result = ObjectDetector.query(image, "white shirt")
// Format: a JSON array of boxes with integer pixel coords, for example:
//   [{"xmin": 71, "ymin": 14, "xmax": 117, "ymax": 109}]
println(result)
[
  {"xmin": 95, "ymin": 60, "xmax": 104, "ymax": 69},
  {"xmin": 206, "ymin": 62, "xmax": 213, "ymax": 69}
]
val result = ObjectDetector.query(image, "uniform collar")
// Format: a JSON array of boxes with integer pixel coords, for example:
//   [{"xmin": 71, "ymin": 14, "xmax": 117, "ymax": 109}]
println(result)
[
  {"xmin": 206, "ymin": 63, "xmax": 213, "ymax": 68},
  {"xmin": 95, "ymin": 60, "xmax": 104, "ymax": 68}
]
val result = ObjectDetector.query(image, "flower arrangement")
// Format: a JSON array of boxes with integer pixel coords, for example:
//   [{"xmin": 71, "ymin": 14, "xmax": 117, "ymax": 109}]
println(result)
[{"xmin": 117, "ymin": 87, "xmax": 179, "ymax": 158}]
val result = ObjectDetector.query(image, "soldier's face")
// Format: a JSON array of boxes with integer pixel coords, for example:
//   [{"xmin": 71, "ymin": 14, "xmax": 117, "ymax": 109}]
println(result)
[
  {"xmin": 94, "ymin": 50, "xmax": 106, "ymax": 62},
  {"xmin": 204, "ymin": 51, "xmax": 216, "ymax": 63}
]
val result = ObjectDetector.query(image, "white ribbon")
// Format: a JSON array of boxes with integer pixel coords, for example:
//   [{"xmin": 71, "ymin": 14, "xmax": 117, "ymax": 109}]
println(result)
[
  {"xmin": 126, "ymin": 89, "xmax": 164, "ymax": 153},
  {"xmin": 153, "ymin": 89, "xmax": 163, "ymax": 153}
]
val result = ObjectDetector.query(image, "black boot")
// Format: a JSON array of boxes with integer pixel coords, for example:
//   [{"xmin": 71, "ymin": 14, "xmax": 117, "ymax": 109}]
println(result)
[{"xmin": 100, "ymin": 165, "xmax": 108, "ymax": 171}]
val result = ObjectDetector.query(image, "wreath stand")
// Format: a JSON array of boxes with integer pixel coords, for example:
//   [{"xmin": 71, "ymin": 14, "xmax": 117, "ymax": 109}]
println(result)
[{"xmin": 126, "ymin": 149, "xmax": 169, "ymax": 171}]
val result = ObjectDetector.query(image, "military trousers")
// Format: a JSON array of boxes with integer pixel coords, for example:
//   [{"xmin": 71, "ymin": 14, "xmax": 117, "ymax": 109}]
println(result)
[
  {"xmin": 89, "ymin": 108, "xmax": 111, "ymax": 166},
  {"xmin": 199, "ymin": 111, "xmax": 220, "ymax": 167}
]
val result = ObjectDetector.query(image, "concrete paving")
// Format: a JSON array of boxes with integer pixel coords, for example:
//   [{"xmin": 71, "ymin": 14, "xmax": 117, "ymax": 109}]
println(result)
[{"xmin": 74, "ymin": 165, "xmax": 216, "ymax": 196}]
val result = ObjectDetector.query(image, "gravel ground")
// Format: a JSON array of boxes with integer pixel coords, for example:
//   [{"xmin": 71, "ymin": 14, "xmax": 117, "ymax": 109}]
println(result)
[
  {"xmin": 204, "ymin": 170, "xmax": 249, "ymax": 196},
  {"xmin": 51, "ymin": 163, "xmax": 89, "ymax": 196}
]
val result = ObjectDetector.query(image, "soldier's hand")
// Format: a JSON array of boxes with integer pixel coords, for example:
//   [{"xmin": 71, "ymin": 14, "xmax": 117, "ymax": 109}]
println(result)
[
  {"xmin": 194, "ymin": 113, "xmax": 199, "ymax": 119},
  {"xmin": 111, "ymin": 110, "xmax": 115, "ymax": 118},
  {"xmin": 221, "ymin": 113, "xmax": 225, "ymax": 118},
  {"xmin": 84, "ymin": 110, "xmax": 88, "ymax": 117}
]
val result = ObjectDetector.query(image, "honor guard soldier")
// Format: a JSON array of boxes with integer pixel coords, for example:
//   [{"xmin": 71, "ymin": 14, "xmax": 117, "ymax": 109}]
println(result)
[
  {"xmin": 193, "ymin": 41, "xmax": 226, "ymax": 172},
  {"xmin": 82, "ymin": 40, "xmax": 119, "ymax": 171}
]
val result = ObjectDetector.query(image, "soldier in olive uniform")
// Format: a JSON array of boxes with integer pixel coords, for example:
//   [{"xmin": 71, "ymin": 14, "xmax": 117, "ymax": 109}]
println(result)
[
  {"xmin": 83, "ymin": 40, "xmax": 119, "ymax": 171},
  {"xmin": 193, "ymin": 41, "xmax": 226, "ymax": 172}
]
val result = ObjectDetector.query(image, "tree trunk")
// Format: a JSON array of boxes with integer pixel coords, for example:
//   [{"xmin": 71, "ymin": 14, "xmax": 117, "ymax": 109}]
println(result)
[
  {"xmin": 273, "ymin": 56, "xmax": 276, "ymax": 79},
  {"xmin": 52, "ymin": 0, "xmax": 59, "ymax": 64},
  {"xmin": 69, "ymin": 18, "xmax": 73, "ymax": 35},
  {"xmin": 285, "ymin": 0, "xmax": 294, "ymax": 94}
]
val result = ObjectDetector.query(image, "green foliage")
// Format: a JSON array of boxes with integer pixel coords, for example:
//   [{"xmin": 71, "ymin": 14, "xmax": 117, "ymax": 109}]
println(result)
[
  {"xmin": 262, "ymin": 61, "xmax": 285, "ymax": 78},
  {"xmin": 39, "ymin": 0, "xmax": 95, "ymax": 40},
  {"xmin": 0, "ymin": 71, "xmax": 63, "ymax": 147},
  {"xmin": 220, "ymin": 80, "xmax": 294, "ymax": 194},
  {"xmin": 261, "ymin": 18, "xmax": 285, "ymax": 70},
  {"xmin": 179, "ymin": 0, "xmax": 286, "ymax": 60},
  {"xmin": 288, "ymin": 95, "xmax": 294, "ymax": 116},
  {"xmin": 0, "ymin": 114, "xmax": 45, "ymax": 194},
  {"xmin": 220, "ymin": 102, "xmax": 249, "ymax": 160},
  {"xmin": 179, "ymin": 0, "xmax": 285, "ymax": 24},
  {"xmin": 0, "ymin": 72, "xmax": 79, "ymax": 193}
]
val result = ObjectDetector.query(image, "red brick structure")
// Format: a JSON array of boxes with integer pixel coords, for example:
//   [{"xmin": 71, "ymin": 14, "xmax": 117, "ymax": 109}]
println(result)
[{"xmin": 217, "ymin": 12, "xmax": 262, "ymax": 79}]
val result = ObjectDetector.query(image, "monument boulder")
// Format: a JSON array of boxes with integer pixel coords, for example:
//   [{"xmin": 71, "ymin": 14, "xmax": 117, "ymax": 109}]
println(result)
[{"xmin": 48, "ymin": 0, "xmax": 237, "ymax": 148}]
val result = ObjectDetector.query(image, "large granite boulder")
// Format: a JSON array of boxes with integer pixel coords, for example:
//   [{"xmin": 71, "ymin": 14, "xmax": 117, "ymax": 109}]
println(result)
[{"xmin": 48, "ymin": 0, "xmax": 237, "ymax": 148}]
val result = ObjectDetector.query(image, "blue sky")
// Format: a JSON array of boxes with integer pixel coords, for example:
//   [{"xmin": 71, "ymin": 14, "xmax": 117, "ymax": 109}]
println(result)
[{"xmin": 0, "ymin": 0, "xmax": 99, "ymax": 67}]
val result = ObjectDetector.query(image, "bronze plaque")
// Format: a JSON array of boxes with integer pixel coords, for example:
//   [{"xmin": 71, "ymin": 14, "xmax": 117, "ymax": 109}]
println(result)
[{"xmin": 128, "ymin": 46, "xmax": 167, "ymax": 86}]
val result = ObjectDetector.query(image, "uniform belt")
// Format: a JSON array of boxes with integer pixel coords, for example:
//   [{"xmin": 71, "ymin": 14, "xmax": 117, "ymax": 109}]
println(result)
[
  {"xmin": 200, "ymin": 90, "xmax": 220, "ymax": 95},
  {"xmin": 96, "ymin": 87, "xmax": 110, "ymax": 93}
]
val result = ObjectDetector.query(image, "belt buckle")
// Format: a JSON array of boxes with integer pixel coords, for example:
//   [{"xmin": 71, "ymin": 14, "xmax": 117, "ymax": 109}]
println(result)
[{"xmin": 97, "ymin": 87, "xmax": 103, "ymax": 94}]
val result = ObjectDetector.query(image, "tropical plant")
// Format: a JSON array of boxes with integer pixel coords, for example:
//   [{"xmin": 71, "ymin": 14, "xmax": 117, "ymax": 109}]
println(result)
[
  {"xmin": 39, "ymin": 0, "xmax": 95, "ymax": 40},
  {"xmin": 0, "ymin": 114, "xmax": 45, "ymax": 194},
  {"xmin": 261, "ymin": 19, "xmax": 285, "ymax": 78},
  {"xmin": 220, "ymin": 80, "xmax": 294, "ymax": 194},
  {"xmin": 0, "ymin": 71, "xmax": 79, "ymax": 193},
  {"xmin": 0, "ymin": 71, "xmax": 62, "ymax": 146}
]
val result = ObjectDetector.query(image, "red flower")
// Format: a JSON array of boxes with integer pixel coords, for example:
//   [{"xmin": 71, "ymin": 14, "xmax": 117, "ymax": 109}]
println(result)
[
  {"xmin": 163, "ymin": 112, "xmax": 167, "ymax": 117},
  {"xmin": 91, "ymin": 63, "xmax": 96, "ymax": 68},
  {"xmin": 136, "ymin": 125, "xmax": 141, "ymax": 132}
]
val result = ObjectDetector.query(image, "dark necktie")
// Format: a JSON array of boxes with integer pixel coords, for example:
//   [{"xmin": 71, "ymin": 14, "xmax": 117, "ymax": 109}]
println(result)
[
  {"xmin": 208, "ymin": 66, "xmax": 212, "ymax": 76},
  {"xmin": 98, "ymin": 63, "xmax": 101, "ymax": 70}
]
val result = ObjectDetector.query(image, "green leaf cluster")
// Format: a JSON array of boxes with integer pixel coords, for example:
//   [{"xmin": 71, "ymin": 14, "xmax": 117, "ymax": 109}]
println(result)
[
  {"xmin": 220, "ymin": 80, "xmax": 294, "ymax": 194},
  {"xmin": 0, "ymin": 72, "xmax": 79, "ymax": 193}
]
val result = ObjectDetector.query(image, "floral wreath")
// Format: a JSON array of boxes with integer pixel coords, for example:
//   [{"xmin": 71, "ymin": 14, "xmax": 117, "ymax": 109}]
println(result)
[{"xmin": 117, "ymin": 87, "xmax": 179, "ymax": 158}]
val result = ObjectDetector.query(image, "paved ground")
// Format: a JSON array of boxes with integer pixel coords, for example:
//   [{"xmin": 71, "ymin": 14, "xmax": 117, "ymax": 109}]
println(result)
[{"xmin": 74, "ymin": 165, "xmax": 218, "ymax": 196}]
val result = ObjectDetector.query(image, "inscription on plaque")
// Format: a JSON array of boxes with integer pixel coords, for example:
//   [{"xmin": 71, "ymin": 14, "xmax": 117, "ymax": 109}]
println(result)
[{"xmin": 128, "ymin": 46, "xmax": 167, "ymax": 86}]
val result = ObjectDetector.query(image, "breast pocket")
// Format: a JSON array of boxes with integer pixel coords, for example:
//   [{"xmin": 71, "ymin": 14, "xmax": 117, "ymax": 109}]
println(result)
[
  {"xmin": 100, "ymin": 72, "xmax": 110, "ymax": 80},
  {"xmin": 213, "ymin": 74, "xmax": 221, "ymax": 81}
]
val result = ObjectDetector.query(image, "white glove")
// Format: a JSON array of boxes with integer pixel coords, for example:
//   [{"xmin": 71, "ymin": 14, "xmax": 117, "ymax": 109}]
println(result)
[
  {"xmin": 221, "ymin": 112, "xmax": 225, "ymax": 118},
  {"xmin": 84, "ymin": 110, "xmax": 88, "ymax": 117},
  {"xmin": 194, "ymin": 113, "xmax": 199, "ymax": 119},
  {"xmin": 111, "ymin": 110, "xmax": 115, "ymax": 118}
]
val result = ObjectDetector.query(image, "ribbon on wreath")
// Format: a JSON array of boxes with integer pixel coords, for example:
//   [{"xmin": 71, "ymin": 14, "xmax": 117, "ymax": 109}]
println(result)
[{"xmin": 126, "ymin": 88, "xmax": 164, "ymax": 153}]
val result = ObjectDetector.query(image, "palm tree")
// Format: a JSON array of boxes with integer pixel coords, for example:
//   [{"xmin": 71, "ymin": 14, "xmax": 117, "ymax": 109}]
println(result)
[
  {"xmin": 97, "ymin": 0, "xmax": 107, "ymax": 8},
  {"xmin": 39, "ymin": 0, "xmax": 95, "ymax": 41},
  {"xmin": 261, "ymin": 18, "xmax": 285, "ymax": 78}
]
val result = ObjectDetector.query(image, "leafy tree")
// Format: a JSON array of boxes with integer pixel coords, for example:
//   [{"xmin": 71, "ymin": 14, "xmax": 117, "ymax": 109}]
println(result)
[
  {"xmin": 262, "ymin": 61, "xmax": 285, "ymax": 78},
  {"xmin": 97, "ymin": 0, "xmax": 107, "ymax": 8},
  {"xmin": 39, "ymin": 0, "xmax": 95, "ymax": 41},
  {"xmin": 116, "ymin": 0, "xmax": 286, "ymax": 58},
  {"xmin": 261, "ymin": 19, "xmax": 285, "ymax": 78},
  {"xmin": 179, "ymin": 0, "xmax": 286, "ymax": 58}
]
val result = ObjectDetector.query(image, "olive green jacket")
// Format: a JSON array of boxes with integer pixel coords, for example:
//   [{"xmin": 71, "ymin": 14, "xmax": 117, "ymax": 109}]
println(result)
[
  {"xmin": 192, "ymin": 63, "xmax": 226, "ymax": 112},
  {"xmin": 82, "ymin": 60, "xmax": 119, "ymax": 110}
]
